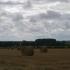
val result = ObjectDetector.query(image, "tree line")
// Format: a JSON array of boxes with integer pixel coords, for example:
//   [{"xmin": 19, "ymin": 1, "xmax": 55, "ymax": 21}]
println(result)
[{"xmin": 0, "ymin": 38, "xmax": 70, "ymax": 48}]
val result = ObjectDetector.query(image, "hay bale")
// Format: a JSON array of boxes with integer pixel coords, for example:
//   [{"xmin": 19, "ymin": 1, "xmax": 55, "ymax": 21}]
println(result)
[
  {"xmin": 7, "ymin": 47, "xmax": 10, "ymax": 50},
  {"xmin": 17, "ymin": 46, "xmax": 21, "ymax": 50},
  {"xmin": 14, "ymin": 45, "xmax": 17, "ymax": 49},
  {"xmin": 21, "ymin": 46, "xmax": 34, "ymax": 56},
  {"xmin": 40, "ymin": 46, "xmax": 48, "ymax": 53},
  {"xmin": 35, "ymin": 46, "xmax": 38, "ymax": 49},
  {"xmin": 65, "ymin": 46, "xmax": 68, "ymax": 49},
  {"xmin": 52, "ymin": 46, "xmax": 54, "ymax": 49},
  {"xmin": 11, "ymin": 47, "xmax": 14, "ymax": 50}
]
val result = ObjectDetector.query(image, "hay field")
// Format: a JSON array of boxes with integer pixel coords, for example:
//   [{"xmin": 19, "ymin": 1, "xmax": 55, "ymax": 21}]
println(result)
[{"xmin": 0, "ymin": 48, "xmax": 70, "ymax": 70}]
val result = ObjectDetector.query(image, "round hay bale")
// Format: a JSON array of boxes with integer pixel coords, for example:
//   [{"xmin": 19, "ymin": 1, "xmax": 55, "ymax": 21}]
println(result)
[
  {"xmin": 7, "ymin": 47, "xmax": 10, "ymax": 50},
  {"xmin": 11, "ymin": 47, "xmax": 14, "ymax": 50},
  {"xmin": 35, "ymin": 46, "xmax": 38, "ymax": 49},
  {"xmin": 40, "ymin": 46, "xmax": 48, "ymax": 53},
  {"xmin": 21, "ymin": 46, "xmax": 34, "ymax": 56},
  {"xmin": 52, "ymin": 46, "xmax": 54, "ymax": 49},
  {"xmin": 17, "ymin": 47, "xmax": 21, "ymax": 50},
  {"xmin": 14, "ymin": 45, "xmax": 17, "ymax": 49},
  {"xmin": 65, "ymin": 46, "xmax": 68, "ymax": 49}
]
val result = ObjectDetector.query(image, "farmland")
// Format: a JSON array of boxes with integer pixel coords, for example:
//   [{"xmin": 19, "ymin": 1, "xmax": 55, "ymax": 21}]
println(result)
[{"xmin": 0, "ymin": 48, "xmax": 70, "ymax": 70}]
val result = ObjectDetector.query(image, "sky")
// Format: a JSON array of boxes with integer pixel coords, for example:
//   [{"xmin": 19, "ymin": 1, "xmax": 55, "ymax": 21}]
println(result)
[{"xmin": 0, "ymin": 0, "xmax": 70, "ymax": 41}]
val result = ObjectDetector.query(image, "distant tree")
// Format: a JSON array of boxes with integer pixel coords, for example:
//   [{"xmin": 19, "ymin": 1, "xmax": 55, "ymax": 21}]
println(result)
[
  {"xmin": 35, "ymin": 38, "xmax": 56, "ymax": 46},
  {"xmin": 61, "ymin": 41, "xmax": 66, "ymax": 46},
  {"xmin": 21, "ymin": 40, "xmax": 29, "ymax": 46}
]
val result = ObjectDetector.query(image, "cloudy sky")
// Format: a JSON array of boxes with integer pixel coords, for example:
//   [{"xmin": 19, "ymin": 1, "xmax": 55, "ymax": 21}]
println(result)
[{"xmin": 0, "ymin": 0, "xmax": 70, "ymax": 41}]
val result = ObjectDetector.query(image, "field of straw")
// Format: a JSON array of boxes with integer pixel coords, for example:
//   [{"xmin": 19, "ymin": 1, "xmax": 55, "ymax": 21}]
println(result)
[{"xmin": 0, "ymin": 48, "xmax": 70, "ymax": 70}]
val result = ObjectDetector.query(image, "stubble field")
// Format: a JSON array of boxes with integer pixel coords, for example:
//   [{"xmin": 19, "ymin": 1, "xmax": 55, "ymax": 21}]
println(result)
[{"xmin": 0, "ymin": 48, "xmax": 70, "ymax": 70}]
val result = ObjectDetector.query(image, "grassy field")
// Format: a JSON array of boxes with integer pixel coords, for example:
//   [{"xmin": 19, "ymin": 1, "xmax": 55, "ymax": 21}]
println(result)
[{"xmin": 0, "ymin": 48, "xmax": 70, "ymax": 70}]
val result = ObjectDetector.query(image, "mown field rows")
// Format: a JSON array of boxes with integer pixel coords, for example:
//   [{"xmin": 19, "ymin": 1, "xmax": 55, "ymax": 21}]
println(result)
[{"xmin": 0, "ymin": 48, "xmax": 70, "ymax": 70}]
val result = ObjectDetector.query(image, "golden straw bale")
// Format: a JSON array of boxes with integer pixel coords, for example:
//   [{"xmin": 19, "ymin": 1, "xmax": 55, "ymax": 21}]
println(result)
[
  {"xmin": 21, "ymin": 46, "xmax": 34, "ymax": 56},
  {"xmin": 65, "ymin": 46, "xmax": 68, "ymax": 49},
  {"xmin": 17, "ymin": 46, "xmax": 21, "ymax": 50},
  {"xmin": 11, "ymin": 47, "xmax": 14, "ymax": 50},
  {"xmin": 40, "ymin": 46, "xmax": 48, "ymax": 53}
]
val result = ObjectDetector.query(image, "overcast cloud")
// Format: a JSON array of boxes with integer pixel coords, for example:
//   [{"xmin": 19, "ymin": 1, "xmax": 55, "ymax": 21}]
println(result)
[{"xmin": 0, "ymin": 0, "xmax": 70, "ymax": 41}]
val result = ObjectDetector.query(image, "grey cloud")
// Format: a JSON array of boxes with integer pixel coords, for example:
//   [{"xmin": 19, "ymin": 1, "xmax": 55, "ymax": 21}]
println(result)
[
  {"xmin": 65, "ymin": 23, "xmax": 70, "ymax": 29},
  {"xmin": 14, "ymin": 22, "xmax": 26, "ymax": 32},
  {"xmin": 29, "ymin": 10, "xmax": 70, "ymax": 26},
  {"xmin": 13, "ymin": 21, "xmax": 33, "ymax": 34},
  {"xmin": 30, "ymin": 0, "xmax": 69, "ymax": 3},
  {"xmin": 30, "ymin": 17, "xmax": 37, "ymax": 23},
  {"xmin": 41, "ymin": 20, "xmax": 70, "ymax": 31},
  {"xmin": 0, "ymin": 23, "xmax": 15, "ymax": 36},
  {"xmin": 0, "ymin": 0, "xmax": 70, "ymax": 41},
  {"xmin": 23, "ymin": 1, "xmax": 32, "ymax": 9},
  {"xmin": 62, "ymin": 14, "xmax": 70, "ymax": 20},
  {"xmin": 28, "ymin": 10, "xmax": 70, "ymax": 38},
  {"xmin": 29, "ymin": 10, "xmax": 70, "ymax": 36},
  {"xmin": 0, "ymin": 11, "xmax": 24, "ymax": 37},
  {"xmin": 39, "ymin": 10, "xmax": 61, "ymax": 20},
  {"xmin": 29, "ymin": 10, "xmax": 61, "ymax": 23},
  {"xmin": 0, "ymin": 10, "xmax": 8, "ymax": 16},
  {"xmin": 50, "ymin": 30, "xmax": 70, "ymax": 40},
  {"xmin": 42, "ymin": 21, "xmax": 58, "ymax": 30},
  {"xmin": 47, "ymin": 0, "xmax": 68, "ymax": 2},
  {"xmin": 0, "ymin": 10, "xmax": 23, "ymax": 22},
  {"xmin": 12, "ymin": 14, "xmax": 23, "ymax": 22},
  {"xmin": 60, "ymin": 20, "xmax": 70, "ymax": 29},
  {"xmin": 29, "ymin": 25, "xmax": 45, "ymax": 33},
  {"xmin": 0, "ymin": 1, "xmax": 23, "ymax": 5}
]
